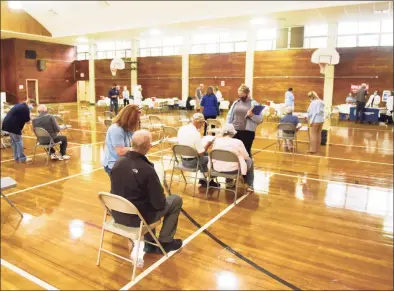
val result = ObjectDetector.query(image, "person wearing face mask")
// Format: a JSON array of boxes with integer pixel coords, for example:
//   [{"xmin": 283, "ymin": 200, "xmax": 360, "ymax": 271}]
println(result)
[
  {"xmin": 108, "ymin": 84, "xmax": 120, "ymax": 115},
  {"xmin": 1, "ymin": 98, "xmax": 36, "ymax": 163},
  {"xmin": 366, "ymin": 90, "xmax": 381, "ymax": 108},
  {"xmin": 227, "ymin": 84, "xmax": 263, "ymax": 156},
  {"xmin": 307, "ymin": 91, "xmax": 325, "ymax": 154}
]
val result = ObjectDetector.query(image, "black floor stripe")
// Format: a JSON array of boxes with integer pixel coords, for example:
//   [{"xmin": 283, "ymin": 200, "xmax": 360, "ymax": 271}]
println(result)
[{"xmin": 180, "ymin": 208, "xmax": 302, "ymax": 291}]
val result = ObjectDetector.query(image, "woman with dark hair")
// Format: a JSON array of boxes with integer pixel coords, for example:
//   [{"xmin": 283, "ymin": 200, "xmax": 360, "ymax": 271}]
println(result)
[
  {"xmin": 227, "ymin": 84, "xmax": 262, "ymax": 156},
  {"xmin": 103, "ymin": 104, "xmax": 141, "ymax": 175},
  {"xmin": 200, "ymin": 86, "xmax": 219, "ymax": 135}
]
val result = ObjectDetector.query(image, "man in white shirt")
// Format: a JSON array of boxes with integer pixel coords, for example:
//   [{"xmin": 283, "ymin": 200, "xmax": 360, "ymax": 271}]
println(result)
[
  {"xmin": 214, "ymin": 86, "xmax": 223, "ymax": 115},
  {"xmin": 366, "ymin": 91, "xmax": 381, "ymax": 108},
  {"xmin": 177, "ymin": 113, "xmax": 218, "ymax": 187},
  {"xmin": 211, "ymin": 123, "xmax": 254, "ymax": 192},
  {"xmin": 122, "ymin": 86, "xmax": 130, "ymax": 107},
  {"xmin": 195, "ymin": 84, "xmax": 204, "ymax": 112}
]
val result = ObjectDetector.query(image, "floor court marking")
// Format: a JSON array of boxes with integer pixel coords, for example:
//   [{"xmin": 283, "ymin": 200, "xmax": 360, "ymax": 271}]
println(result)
[
  {"xmin": 1, "ymin": 259, "xmax": 59, "ymax": 290},
  {"xmin": 1, "ymin": 142, "xmax": 104, "ymax": 164},
  {"xmin": 119, "ymin": 192, "xmax": 251, "ymax": 290},
  {"xmin": 251, "ymin": 148, "xmax": 393, "ymax": 166}
]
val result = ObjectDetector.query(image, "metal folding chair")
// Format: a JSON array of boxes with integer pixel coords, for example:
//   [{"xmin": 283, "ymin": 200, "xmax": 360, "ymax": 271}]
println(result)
[
  {"xmin": 1, "ymin": 177, "xmax": 23, "ymax": 218},
  {"xmin": 276, "ymin": 123, "xmax": 298, "ymax": 153},
  {"xmin": 104, "ymin": 111, "xmax": 115, "ymax": 120},
  {"xmin": 161, "ymin": 126, "xmax": 178, "ymax": 161},
  {"xmin": 54, "ymin": 115, "xmax": 72, "ymax": 138},
  {"xmin": 97, "ymin": 192, "xmax": 167, "ymax": 281},
  {"xmin": 32, "ymin": 127, "xmax": 62, "ymax": 165},
  {"xmin": 206, "ymin": 119, "xmax": 222, "ymax": 136},
  {"xmin": 206, "ymin": 149, "xmax": 243, "ymax": 204}
]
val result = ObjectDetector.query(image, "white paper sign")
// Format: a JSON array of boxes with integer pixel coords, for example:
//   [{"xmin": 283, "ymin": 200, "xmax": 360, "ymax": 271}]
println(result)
[{"xmin": 221, "ymin": 81, "xmax": 225, "ymax": 86}]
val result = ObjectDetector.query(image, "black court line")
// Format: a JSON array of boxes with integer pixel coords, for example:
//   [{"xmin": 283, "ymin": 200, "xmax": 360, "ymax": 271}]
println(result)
[
  {"xmin": 162, "ymin": 175, "xmax": 301, "ymax": 291},
  {"xmin": 252, "ymin": 142, "xmax": 277, "ymax": 156}
]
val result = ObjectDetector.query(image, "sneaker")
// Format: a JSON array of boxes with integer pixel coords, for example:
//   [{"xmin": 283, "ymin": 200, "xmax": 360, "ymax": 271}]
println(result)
[
  {"xmin": 20, "ymin": 158, "xmax": 32, "ymax": 164},
  {"xmin": 199, "ymin": 179, "xmax": 207, "ymax": 187},
  {"xmin": 57, "ymin": 155, "xmax": 64, "ymax": 161},
  {"xmin": 50, "ymin": 154, "xmax": 58, "ymax": 160},
  {"xmin": 246, "ymin": 185, "xmax": 254, "ymax": 192},
  {"xmin": 161, "ymin": 239, "xmax": 183, "ymax": 252},
  {"xmin": 61, "ymin": 155, "xmax": 71, "ymax": 160},
  {"xmin": 143, "ymin": 243, "xmax": 159, "ymax": 254},
  {"xmin": 209, "ymin": 180, "xmax": 219, "ymax": 187}
]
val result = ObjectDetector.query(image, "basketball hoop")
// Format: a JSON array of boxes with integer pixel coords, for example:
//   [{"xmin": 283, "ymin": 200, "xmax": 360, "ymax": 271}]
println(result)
[
  {"xmin": 311, "ymin": 48, "xmax": 340, "ymax": 75},
  {"xmin": 110, "ymin": 58, "xmax": 125, "ymax": 77},
  {"xmin": 110, "ymin": 68, "xmax": 117, "ymax": 77}
]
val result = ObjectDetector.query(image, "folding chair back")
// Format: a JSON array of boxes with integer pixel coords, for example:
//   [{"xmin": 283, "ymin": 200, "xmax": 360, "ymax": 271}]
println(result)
[
  {"xmin": 54, "ymin": 115, "xmax": 64, "ymax": 125},
  {"xmin": 98, "ymin": 192, "xmax": 140, "ymax": 216},
  {"xmin": 58, "ymin": 105, "xmax": 65, "ymax": 112},
  {"xmin": 47, "ymin": 107, "xmax": 55, "ymax": 114},
  {"xmin": 104, "ymin": 111, "xmax": 114, "ymax": 119},
  {"xmin": 172, "ymin": 144, "xmax": 198, "ymax": 158},
  {"xmin": 149, "ymin": 115, "xmax": 162, "ymax": 125},
  {"xmin": 34, "ymin": 127, "xmax": 53, "ymax": 140},
  {"xmin": 104, "ymin": 119, "xmax": 112, "ymax": 129},
  {"xmin": 207, "ymin": 119, "xmax": 221, "ymax": 129},
  {"xmin": 163, "ymin": 126, "xmax": 178, "ymax": 138},
  {"xmin": 33, "ymin": 127, "xmax": 61, "ymax": 164},
  {"xmin": 277, "ymin": 123, "xmax": 297, "ymax": 139}
]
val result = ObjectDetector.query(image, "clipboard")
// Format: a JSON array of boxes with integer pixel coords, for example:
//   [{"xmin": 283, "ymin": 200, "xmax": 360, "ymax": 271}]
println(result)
[{"xmin": 251, "ymin": 105, "xmax": 265, "ymax": 115}]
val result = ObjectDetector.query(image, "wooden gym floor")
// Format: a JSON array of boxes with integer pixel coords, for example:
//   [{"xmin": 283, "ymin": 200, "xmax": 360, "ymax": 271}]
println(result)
[{"xmin": 1, "ymin": 103, "xmax": 393, "ymax": 290}]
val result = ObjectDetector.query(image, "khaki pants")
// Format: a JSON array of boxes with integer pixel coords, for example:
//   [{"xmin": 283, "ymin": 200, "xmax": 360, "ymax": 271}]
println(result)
[
  {"xmin": 195, "ymin": 97, "xmax": 201, "ymax": 111},
  {"xmin": 309, "ymin": 122, "xmax": 323, "ymax": 153}
]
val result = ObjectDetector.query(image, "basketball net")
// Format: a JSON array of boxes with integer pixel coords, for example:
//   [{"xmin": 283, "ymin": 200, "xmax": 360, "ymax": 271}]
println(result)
[
  {"xmin": 110, "ymin": 68, "xmax": 117, "ymax": 77},
  {"xmin": 319, "ymin": 63, "xmax": 328, "ymax": 74}
]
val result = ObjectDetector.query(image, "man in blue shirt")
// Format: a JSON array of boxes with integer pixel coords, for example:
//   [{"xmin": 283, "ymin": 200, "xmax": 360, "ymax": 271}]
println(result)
[
  {"xmin": 2, "ymin": 99, "xmax": 36, "ymax": 163},
  {"xmin": 280, "ymin": 106, "xmax": 301, "ymax": 152},
  {"xmin": 108, "ymin": 84, "xmax": 120, "ymax": 115},
  {"xmin": 285, "ymin": 88, "xmax": 295, "ymax": 109},
  {"xmin": 345, "ymin": 93, "xmax": 355, "ymax": 104}
]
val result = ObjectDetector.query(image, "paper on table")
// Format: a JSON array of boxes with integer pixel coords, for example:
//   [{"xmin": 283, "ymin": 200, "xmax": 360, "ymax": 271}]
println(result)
[
  {"xmin": 299, "ymin": 126, "xmax": 308, "ymax": 131},
  {"xmin": 202, "ymin": 135, "xmax": 215, "ymax": 147}
]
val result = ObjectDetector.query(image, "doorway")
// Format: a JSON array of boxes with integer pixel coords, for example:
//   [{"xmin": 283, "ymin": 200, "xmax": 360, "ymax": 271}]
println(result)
[
  {"xmin": 77, "ymin": 81, "xmax": 89, "ymax": 103},
  {"xmin": 26, "ymin": 79, "xmax": 39, "ymax": 104}
]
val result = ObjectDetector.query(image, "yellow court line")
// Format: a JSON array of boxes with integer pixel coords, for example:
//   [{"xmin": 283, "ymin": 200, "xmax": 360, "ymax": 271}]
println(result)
[
  {"xmin": 119, "ymin": 191, "xmax": 251, "ymax": 290},
  {"xmin": 1, "ymin": 259, "xmax": 59, "ymax": 290}
]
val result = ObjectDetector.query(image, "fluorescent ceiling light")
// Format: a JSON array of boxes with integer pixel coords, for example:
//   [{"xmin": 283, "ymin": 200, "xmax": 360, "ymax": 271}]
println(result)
[
  {"xmin": 250, "ymin": 18, "xmax": 267, "ymax": 25},
  {"xmin": 149, "ymin": 29, "xmax": 161, "ymax": 35},
  {"xmin": 8, "ymin": 1, "xmax": 22, "ymax": 10},
  {"xmin": 77, "ymin": 37, "xmax": 88, "ymax": 43}
]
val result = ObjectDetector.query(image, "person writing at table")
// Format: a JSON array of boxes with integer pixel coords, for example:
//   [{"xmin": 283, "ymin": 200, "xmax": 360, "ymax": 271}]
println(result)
[
  {"xmin": 345, "ymin": 93, "xmax": 356, "ymax": 104},
  {"xmin": 227, "ymin": 84, "xmax": 263, "ymax": 156}
]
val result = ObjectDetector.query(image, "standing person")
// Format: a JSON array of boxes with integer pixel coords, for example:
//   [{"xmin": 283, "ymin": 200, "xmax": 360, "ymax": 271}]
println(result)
[
  {"xmin": 366, "ymin": 90, "xmax": 381, "ymax": 108},
  {"xmin": 2, "ymin": 98, "xmax": 36, "ymax": 163},
  {"xmin": 32, "ymin": 105, "xmax": 70, "ymax": 161},
  {"xmin": 133, "ymin": 85, "xmax": 143, "ymax": 107},
  {"xmin": 285, "ymin": 88, "xmax": 295, "ymax": 110},
  {"xmin": 307, "ymin": 91, "xmax": 325, "ymax": 154},
  {"xmin": 200, "ymin": 86, "xmax": 219, "ymax": 135},
  {"xmin": 108, "ymin": 84, "xmax": 120, "ymax": 115},
  {"xmin": 103, "ymin": 105, "xmax": 141, "ymax": 176},
  {"xmin": 122, "ymin": 86, "xmax": 130, "ymax": 107},
  {"xmin": 214, "ymin": 86, "xmax": 223, "ymax": 114},
  {"xmin": 195, "ymin": 84, "xmax": 204, "ymax": 112},
  {"xmin": 110, "ymin": 130, "xmax": 183, "ymax": 252},
  {"xmin": 227, "ymin": 84, "xmax": 263, "ymax": 156},
  {"xmin": 355, "ymin": 83, "xmax": 368, "ymax": 124}
]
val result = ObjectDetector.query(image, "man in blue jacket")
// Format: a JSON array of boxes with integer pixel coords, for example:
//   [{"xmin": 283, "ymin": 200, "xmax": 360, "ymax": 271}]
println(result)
[
  {"xmin": 108, "ymin": 84, "xmax": 120, "ymax": 115},
  {"xmin": 2, "ymin": 99, "xmax": 36, "ymax": 163}
]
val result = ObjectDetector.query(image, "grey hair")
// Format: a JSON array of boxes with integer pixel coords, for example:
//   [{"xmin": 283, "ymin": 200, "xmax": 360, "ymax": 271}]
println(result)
[
  {"xmin": 131, "ymin": 130, "xmax": 152, "ymax": 153},
  {"xmin": 286, "ymin": 106, "xmax": 293, "ymax": 114},
  {"xmin": 37, "ymin": 104, "xmax": 47, "ymax": 113}
]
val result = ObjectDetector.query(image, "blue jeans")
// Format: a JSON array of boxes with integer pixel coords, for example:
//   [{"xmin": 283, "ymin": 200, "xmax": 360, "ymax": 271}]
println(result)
[
  {"xmin": 181, "ymin": 155, "xmax": 209, "ymax": 173},
  {"xmin": 9, "ymin": 133, "xmax": 27, "ymax": 162}
]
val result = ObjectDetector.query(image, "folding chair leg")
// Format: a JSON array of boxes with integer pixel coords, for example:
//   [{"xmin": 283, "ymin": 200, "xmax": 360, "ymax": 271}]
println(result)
[
  {"xmin": 96, "ymin": 210, "xmax": 107, "ymax": 266},
  {"xmin": 146, "ymin": 227, "xmax": 167, "ymax": 256},
  {"xmin": 1, "ymin": 192, "xmax": 23, "ymax": 218},
  {"xmin": 132, "ymin": 225, "xmax": 143, "ymax": 281},
  {"xmin": 32, "ymin": 144, "xmax": 37, "ymax": 163},
  {"xmin": 180, "ymin": 171, "xmax": 187, "ymax": 183},
  {"xmin": 234, "ymin": 175, "xmax": 239, "ymax": 205},
  {"xmin": 193, "ymin": 170, "xmax": 198, "ymax": 197},
  {"xmin": 46, "ymin": 146, "xmax": 51, "ymax": 165},
  {"xmin": 169, "ymin": 163, "xmax": 176, "ymax": 191},
  {"xmin": 205, "ymin": 172, "xmax": 211, "ymax": 199}
]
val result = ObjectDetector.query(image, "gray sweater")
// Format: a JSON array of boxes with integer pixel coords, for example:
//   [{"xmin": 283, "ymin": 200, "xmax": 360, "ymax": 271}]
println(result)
[{"xmin": 32, "ymin": 113, "xmax": 60, "ymax": 139}]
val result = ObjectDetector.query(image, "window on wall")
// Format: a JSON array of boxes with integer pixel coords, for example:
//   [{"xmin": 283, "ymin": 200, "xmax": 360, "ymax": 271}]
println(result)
[
  {"xmin": 77, "ymin": 45, "xmax": 89, "ymax": 60},
  {"xmin": 139, "ymin": 36, "xmax": 183, "ymax": 56},
  {"xmin": 95, "ymin": 41, "xmax": 131, "ymax": 59},
  {"xmin": 190, "ymin": 31, "xmax": 247, "ymax": 54},
  {"xmin": 337, "ymin": 19, "xmax": 392, "ymax": 47},
  {"xmin": 304, "ymin": 24, "xmax": 328, "ymax": 49},
  {"xmin": 255, "ymin": 28, "xmax": 276, "ymax": 51}
]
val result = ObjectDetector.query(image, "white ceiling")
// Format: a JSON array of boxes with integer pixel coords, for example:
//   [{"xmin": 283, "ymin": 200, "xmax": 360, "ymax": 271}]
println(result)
[{"xmin": 20, "ymin": 1, "xmax": 380, "ymax": 37}]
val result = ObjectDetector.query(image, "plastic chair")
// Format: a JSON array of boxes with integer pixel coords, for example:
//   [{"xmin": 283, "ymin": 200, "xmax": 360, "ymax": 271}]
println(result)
[
  {"xmin": 276, "ymin": 123, "xmax": 298, "ymax": 153},
  {"xmin": 206, "ymin": 150, "xmax": 243, "ymax": 204},
  {"xmin": 32, "ymin": 127, "xmax": 62, "ymax": 165},
  {"xmin": 97, "ymin": 192, "xmax": 167, "ymax": 281},
  {"xmin": 169, "ymin": 145, "xmax": 205, "ymax": 197}
]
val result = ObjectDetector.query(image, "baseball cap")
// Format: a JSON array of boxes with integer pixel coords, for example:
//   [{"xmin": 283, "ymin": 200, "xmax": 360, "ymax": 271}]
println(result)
[{"xmin": 191, "ymin": 113, "xmax": 206, "ymax": 123}]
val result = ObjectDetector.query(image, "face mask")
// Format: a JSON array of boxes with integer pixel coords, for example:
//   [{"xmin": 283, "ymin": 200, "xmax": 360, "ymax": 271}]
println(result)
[{"xmin": 28, "ymin": 104, "xmax": 33, "ymax": 110}]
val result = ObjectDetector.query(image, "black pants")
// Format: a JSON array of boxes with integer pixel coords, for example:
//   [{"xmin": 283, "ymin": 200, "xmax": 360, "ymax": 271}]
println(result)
[
  {"xmin": 110, "ymin": 98, "xmax": 119, "ymax": 115},
  {"xmin": 234, "ymin": 130, "xmax": 255, "ymax": 157},
  {"xmin": 204, "ymin": 115, "xmax": 217, "ymax": 136},
  {"xmin": 42, "ymin": 136, "xmax": 68, "ymax": 156},
  {"xmin": 123, "ymin": 99, "xmax": 129, "ymax": 107},
  {"xmin": 356, "ymin": 101, "xmax": 366, "ymax": 123}
]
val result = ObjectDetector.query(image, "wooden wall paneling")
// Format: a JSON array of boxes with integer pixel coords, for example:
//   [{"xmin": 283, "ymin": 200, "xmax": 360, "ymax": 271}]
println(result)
[
  {"xmin": 0, "ymin": 1, "xmax": 51, "ymax": 37},
  {"xmin": 12, "ymin": 39, "xmax": 77, "ymax": 103},
  {"xmin": 0, "ymin": 39, "xmax": 17, "ymax": 103},
  {"xmin": 137, "ymin": 56, "xmax": 182, "ymax": 98},
  {"xmin": 74, "ymin": 60, "xmax": 89, "ymax": 81}
]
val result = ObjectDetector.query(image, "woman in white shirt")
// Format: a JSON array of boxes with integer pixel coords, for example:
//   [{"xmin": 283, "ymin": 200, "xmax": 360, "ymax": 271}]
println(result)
[
  {"xmin": 122, "ymin": 86, "xmax": 130, "ymax": 107},
  {"xmin": 307, "ymin": 91, "xmax": 325, "ymax": 154},
  {"xmin": 211, "ymin": 123, "xmax": 254, "ymax": 192},
  {"xmin": 133, "ymin": 85, "xmax": 143, "ymax": 106}
]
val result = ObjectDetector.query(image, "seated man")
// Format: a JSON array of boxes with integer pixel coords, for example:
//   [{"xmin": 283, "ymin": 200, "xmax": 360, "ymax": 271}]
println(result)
[
  {"xmin": 211, "ymin": 123, "xmax": 254, "ymax": 192},
  {"xmin": 280, "ymin": 106, "xmax": 302, "ymax": 152},
  {"xmin": 345, "ymin": 93, "xmax": 356, "ymax": 104},
  {"xmin": 177, "ymin": 113, "xmax": 218, "ymax": 187},
  {"xmin": 32, "ymin": 105, "xmax": 70, "ymax": 160},
  {"xmin": 110, "ymin": 130, "xmax": 183, "ymax": 253}
]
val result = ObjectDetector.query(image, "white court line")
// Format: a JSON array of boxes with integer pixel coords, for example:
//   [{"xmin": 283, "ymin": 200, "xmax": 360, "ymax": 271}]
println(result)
[
  {"xmin": 1, "ymin": 258, "xmax": 59, "ymax": 290},
  {"xmin": 251, "ymin": 148, "xmax": 393, "ymax": 166},
  {"xmin": 119, "ymin": 192, "xmax": 251, "ymax": 290},
  {"xmin": 254, "ymin": 135, "xmax": 393, "ymax": 151},
  {"xmin": 0, "ymin": 142, "xmax": 104, "ymax": 164}
]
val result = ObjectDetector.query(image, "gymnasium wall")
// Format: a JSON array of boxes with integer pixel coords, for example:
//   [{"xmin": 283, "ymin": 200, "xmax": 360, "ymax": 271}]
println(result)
[
  {"xmin": 0, "ymin": 38, "xmax": 77, "ymax": 104},
  {"xmin": 137, "ymin": 56, "xmax": 182, "ymax": 98},
  {"xmin": 253, "ymin": 49, "xmax": 324, "ymax": 112},
  {"xmin": 94, "ymin": 59, "xmax": 131, "ymax": 100},
  {"xmin": 333, "ymin": 47, "xmax": 394, "ymax": 105},
  {"xmin": 188, "ymin": 52, "xmax": 246, "ymax": 103}
]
